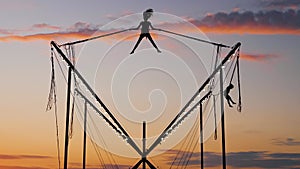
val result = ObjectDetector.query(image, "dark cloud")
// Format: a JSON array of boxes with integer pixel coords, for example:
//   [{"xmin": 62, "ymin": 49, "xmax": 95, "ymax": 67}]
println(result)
[
  {"xmin": 68, "ymin": 162, "xmax": 130, "ymax": 169},
  {"xmin": 261, "ymin": 0, "xmax": 300, "ymax": 10},
  {"xmin": 102, "ymin": 164, "xmax": 131, "ymax": 169},
  {"xmin": 272, "ymin": 137, "xmax": 300, "ymax": 146},
  {"xmin": 68, "ymin": 164, "xmax": 130, "ymax": 169},
  {"xmin": 191, "ymin": 9, "xmax": 300, "ymax": 35},
  {"xmin": 269, "ymin": 152, "xmax": 300, "ymax": 159},
  {"xmin": 162, "ymin": 149, "xmax": 300, "ymax": 168},
  {"xmin": 0, "ymin": 154, "xmax": 52, "ymax": 160}
]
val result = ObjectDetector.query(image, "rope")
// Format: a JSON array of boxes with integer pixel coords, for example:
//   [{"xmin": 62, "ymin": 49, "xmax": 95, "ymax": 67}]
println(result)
[
  {"xmin": 213, "ymin": 95, "xmax": 217, "ymax": 140},
  {"xmin": 91, "ymin": 140, "xmax": 107, "ymax": 168},
  {"xmin": 69, "ymin": 96, "xmax": 75, "ymax": 139},
  {"xmin": 82, "ymin": 99, "xmax": 120, "ymax": 169},
  {"xmin": 46, "ymin": 48, "xmax": 56, "ymax": 111},
  {"xmin": 176, "ymin": 120, "xmax": 199, "ymax": 169},
  {"xmin": 210, "ymin": 46, "xmax": 221, "ymax": 140},
  {"xmin": 52, "ymin": 44, "xmax": 118, "ymax": 169},
  {"xmin": 51, "ymin": 45, "xmax": 106, "ymax": 168},
  {"xmin": 229, "ymin": 56, "xmax": 238, "ymax": 85},
  {"xmin": 58, "ymin": 26, "xmax": 230, "ymax": 48},
  {"xmin": 224, "ymin": 47, "xmax": 242, "ymax": 112},
  {"xmin": 169, "ymin": 119, "xmax": 199, "ymax": 169},
  {"xmin": 236, "ymin": 48, "xmax": 242, "ymax": 112},
  {"xmin": 59, "ymin": 29, "xmax": 132, "ymax": 46},
  {"xmin": 156, "ymin": 29, "xmax": 231, "ymax": 48},
  {"xmin": 46, "ymin": 47, "xmax": 61, "ymax": 169},
  {"xmin": 73, "ymin": 92, "xmax": 108, "ymax": 169},
  {"xmin": 181, "ymin": 118, "xmax": 199, "ymax": 169},
  {"xmin": 169, "ymin": 132, "xmax": 189, "ymax": 169},
  {"xmin": 210, "ymin": 45, "xmax": 216, "ymax": 74},
  {"xmin": 53, "ymin": 50, "xmax": 68, "ymax": 82},
  {"xmin": 85, "ymin": 110, "xmax": 107, "ymax": 168},
  {"xmin": 183, "ymin": 134, "xmax": 199, "ymax": 169},
  {"xmin": 181, "ymin": 120, "xmax": 199, "ymax": 169},
  {"xmin": 66, "ymin": 45, "xmax": 77, "ymax": 139}
]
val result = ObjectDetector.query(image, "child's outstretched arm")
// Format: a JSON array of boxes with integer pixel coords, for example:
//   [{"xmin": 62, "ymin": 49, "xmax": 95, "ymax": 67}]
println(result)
[
  {"xmin": 150, "ymin": 23, "xmax": 162, "ymax": 31},
  {"xmin": 150, "ymin": 22, "xmax": 155, "ymax": 30},
  {"xmin": 150, "ymin": 22, "xmax": 159, "ymax": 30},
  {"xmin": 131, "ymin": 22, "xmax": 142, "ymax": 30}
]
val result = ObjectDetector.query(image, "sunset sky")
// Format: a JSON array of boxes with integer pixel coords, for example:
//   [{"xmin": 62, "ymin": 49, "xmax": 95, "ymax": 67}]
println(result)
[{"xmin": 0, "ymin": 0, "xmax": 300, "ymax": 169}]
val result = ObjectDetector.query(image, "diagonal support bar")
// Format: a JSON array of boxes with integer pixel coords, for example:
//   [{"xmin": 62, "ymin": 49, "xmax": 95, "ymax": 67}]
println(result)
[
  {"xmin": 131, "ymin": 158, "xmax": 157, "ymax": 169},
  {"xmin": 145, "ymin": 42, "xmax": 241, "ymax": 157},
  {"xmin": 51, "ymin": 41, "xmax": 142, "ymax": 156}
]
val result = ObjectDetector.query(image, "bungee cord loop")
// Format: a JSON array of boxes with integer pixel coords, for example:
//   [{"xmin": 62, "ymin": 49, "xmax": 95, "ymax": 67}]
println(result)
[{"xmin": 46, "ymin": 47, "xmax": 61, "ymax": 169}]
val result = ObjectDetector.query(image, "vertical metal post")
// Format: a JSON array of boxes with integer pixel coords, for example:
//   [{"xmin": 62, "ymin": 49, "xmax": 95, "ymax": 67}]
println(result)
[
  {"xmin": 64, "ymin": 67, "xmax": 72, "ymax": 169},
  {"xmin": 83, "ymin": 101, "xmax": 87, "ymax": 169},
  {"xmin": 143, "ymin": 121, "xmax": 146, "ymax": 169},
  {"xmin": 132, "ymin": 121, "xmax": 156, "ymax": 169},
  {"xmin": 220, "ymin": 68, "xmax": 226, "ymax": 169},
  {"xmin": 143, "ymin": 160, "xmax": 146, "ymax": 169},
  {"xmin": 200, "ymin": 103, "xmax": 204, "ymax": 169},
  {"xmin": 143, "ymin": 121, "xmax": 146, "ymax": 155}
]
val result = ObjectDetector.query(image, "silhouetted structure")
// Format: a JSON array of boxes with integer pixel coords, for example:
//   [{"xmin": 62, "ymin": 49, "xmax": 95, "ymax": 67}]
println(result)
[{"xmin": 49, "ymin": 16, "xmax": 243, "ymax": 168}]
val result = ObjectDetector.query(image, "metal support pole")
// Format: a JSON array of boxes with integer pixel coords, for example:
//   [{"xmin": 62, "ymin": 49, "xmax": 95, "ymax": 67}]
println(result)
[
  {"xmin": 200, "ymin": 103, "xmax": 204, "ymax": 169},
  {"xmin": 143, "ymin": 121, "xmax": 146, "ymax": 169},
  {"xmin": 143, "ymin": 159, "xmax": 146, "ymax": 169},
  {"xmin": 220, "ymin": 68, "xmax": 226, "ymax": 169},
  {"xmin": 131, "ymin": 121, "xmax": 156, "ymax": 169},
  {"xmin": 63, "ymin": 67, "xmax": 72, "ymax": 169},
  {"xmin": 83, "ymin": 101, "xmax": 87, "ymax": 169},
  {"xmin": 143, "ymin": 121, "xmax": 146, "ymax": 156}
]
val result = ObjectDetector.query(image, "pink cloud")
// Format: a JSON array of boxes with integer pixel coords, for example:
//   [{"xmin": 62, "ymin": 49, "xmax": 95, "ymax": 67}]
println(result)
[
  {"xmin": 240, "ymin": 52, "xmax": 279, "ymax": 62},
  {"xmin": 0, "ymin": 22, "xmax": 101, "ymax": 42},
  {"xmin": 32, "ymin": 23, "xmax": 61, "ymax": 30},
  {"xmin": 0, "ymin": 154, "xmax": 52, "ymax": 160},
  {"xmin": 0, "ymin": 29, "xmax": 13, "ymax": 35}
]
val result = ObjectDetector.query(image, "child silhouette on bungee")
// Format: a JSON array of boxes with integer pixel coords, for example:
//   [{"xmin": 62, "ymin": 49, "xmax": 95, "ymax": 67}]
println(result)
[
  {"xmin": 130, "ymin": 8, "xmax": 161, "ymax": 54},
  {"xmin": 224, "ymin": 83, "xmax": 236, "ymax": 107}
]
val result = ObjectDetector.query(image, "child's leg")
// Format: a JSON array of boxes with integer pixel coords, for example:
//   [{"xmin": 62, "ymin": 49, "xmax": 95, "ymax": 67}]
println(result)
[
  {"xmin": 130, "ymin": 34, "xmax": 145, "ymax": 54},
  {"xmin": 147, "ymin": 34, "xmax": 161, "ymax": 52},
  {"xmin": 225, "ymin": 95, "xmax": 233, "ymax": 107},
  {"xmin": 229, "ymin": 97, "xmax": 236, "ymax": 104},
  {"xmin": 227, "ymin": 99, "xmax": 233, "ymax": 107}
]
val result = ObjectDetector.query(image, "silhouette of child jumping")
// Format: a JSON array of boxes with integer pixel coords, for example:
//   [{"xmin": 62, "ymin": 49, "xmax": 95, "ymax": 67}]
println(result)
[
  {"xmin": 130, "ymin": 9, "xmax": 161, "ymax": 54},
  {"xmin": 224, "ymin": 83, "xmax": 236, "ymax": 107}
]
